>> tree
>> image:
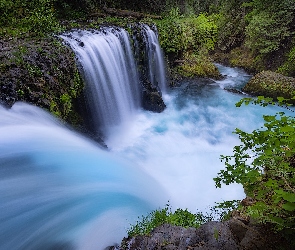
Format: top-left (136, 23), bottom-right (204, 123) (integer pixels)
top-left (245, 0), bottom-right (295, 55)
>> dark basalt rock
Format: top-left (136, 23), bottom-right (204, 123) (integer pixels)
top-left (141, 77), bottom-right (166, 113)
top-left (0, 37), bottom-right (84, 125)
top-left (142, 89), bottom-right (166, 113)
top-left (224, 88), bottom-right (245, 95)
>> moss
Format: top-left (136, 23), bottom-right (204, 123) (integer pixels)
top-left (0, 36), bottom-right (84, 126)
top-left (229, 47), bottom-right (256, 72)
top-left (242, 71), bottom-right (295, 103)
top-left (175, 51), bottom-right (221, 79)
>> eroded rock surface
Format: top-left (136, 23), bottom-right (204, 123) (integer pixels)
top-left (115, 217), bottom-right (289, 250)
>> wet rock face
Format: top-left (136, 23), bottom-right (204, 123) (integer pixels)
top-left (242, 71), bottom-right (295, 103)
top-left (141, 77), bottom-right (166, 113)
top-left (121, 222), bottom-right (239, 250)
top-left (142, 89), bottom-right (166, 113)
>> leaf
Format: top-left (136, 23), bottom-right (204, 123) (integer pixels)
top-left (277, 97), bottom-right (285, 102)
top-left (275, 189), bottom-right (284, 195)
top-left (282, 192), bottom-right (295, 203)
top-left (270, 216), bottom-right (284, 225)
top-left (263, 115), bottom-right (276, 122)
top-left (282, 202), bottom-right (295, 211)
top-left (281, 126), bottom-right (294, 132)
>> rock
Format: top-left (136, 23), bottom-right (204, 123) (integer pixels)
top-left (224, 88), bottom-right (244, 95)
top-left (141, 77), bottom-right (166, 113)
top-left (121, 222), bottom-right (240, 249)
top-left (117, 218), bottom-right (293, 250)
top-left (142, 89), bottom-right (166, 113)
top-left (0, 37), bottom-right (84, 125)
top-left (242, 71), bottom-right (295, 103)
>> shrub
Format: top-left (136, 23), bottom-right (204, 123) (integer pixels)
top-left (277, 46), bottom-right (295, 77)
top-left (127, 205), bottom-right (213, 237)
top-left (245, 0), bottom-right (295, 56)
top-left (155, 8), bottom-right (217, 56)
top-left (0, 0), bottom-right (62, 37)
top-left (215, 97), bottom-right (295, 234)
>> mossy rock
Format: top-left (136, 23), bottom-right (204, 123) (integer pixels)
top-left (0, 37), bottom-right (84, 125)
top-left (175, 52), bottom-right (222, 80)
top-left (242, 71), bottom-right (295, 103)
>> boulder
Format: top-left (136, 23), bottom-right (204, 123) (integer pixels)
top-left (117, 218), bottom-right (290, 250)
top-left (242, 71), bottom-right (295, 103)
top-left (142, 89), bottom-right (166, 113)
top-left (141, 77), bottom-right (166, 113)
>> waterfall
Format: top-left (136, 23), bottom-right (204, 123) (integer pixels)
top-left (0, 102), bottom-right (166, 249)
top-left (61, 25), bottom-right (167, 136)
top-left (140, 24), bottom-right (167, 93)
top-left (60, 28), bottom-right (141, 134)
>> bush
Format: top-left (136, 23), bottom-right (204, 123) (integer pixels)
top-left (155, 8), bottom-right (217, 56)
top-left (245, 0), bottom-right (295, 56)
top-left (215, 97), bottom-right (295, 233)
top-left (0, 0), bottom-right (61, 37)
top-left (127, 205), bottom-right (213, 237)
top-left (176, 51), bottom-right (221, 79)
top-left (277, 46), bottom-right (295, 77)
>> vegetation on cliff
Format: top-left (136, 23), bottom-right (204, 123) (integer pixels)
top-left (0, 38), bottom-right (84, 124)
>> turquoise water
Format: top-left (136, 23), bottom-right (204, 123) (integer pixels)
top-left (0, 65), bottom-right (292, 249)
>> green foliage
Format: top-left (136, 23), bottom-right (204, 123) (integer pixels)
top-left (214, 200), bottom-right (241, 221)
top-left (215, 96), bottom-right (295, 232)
top-left (277, 46), bottom-right (295, 77)
top-left (245, 12), bottom-right (290, 55)
top-left (155, 8), bottom-right (217, 56)
top-left (127, 204), bottom-right (212, 237)
top-left (213, 0), bottom-right (247, 51)
top-left (127, 202), bottom-right (236, 237)
top-left (176, 51), bottom-right (221, 78)
top-left (245, 0), bottom-right (295, 55)
top-left (0, 0), bottom-right (62, 37)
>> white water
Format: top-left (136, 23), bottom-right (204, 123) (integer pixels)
top-left (141, 25), bottom-right (167, 92)
top-left (60, 28), bottom-right (141, 134)
top-left (105, 64), bottom-right (293, 213)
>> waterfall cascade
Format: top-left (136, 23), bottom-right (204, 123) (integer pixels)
top-left (140, 24), bottom-right (167, 93)
top-left (61, 25), bottom-right (167, 137)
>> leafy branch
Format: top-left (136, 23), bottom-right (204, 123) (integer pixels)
top-left (215, 96), bottom-right (295, 232)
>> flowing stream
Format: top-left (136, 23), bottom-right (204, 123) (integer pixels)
top-left (1, 27), bottom-right (294, 249)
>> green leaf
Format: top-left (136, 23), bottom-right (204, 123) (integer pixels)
top-left (281, 126), bottom-right (294, 132)
top-left (277, 97), bottom-right (285, 102)
top-left (270, 216), bottom-right (284, 225)
top-left (263, 115), bottom-right (276, 122)
top-left (282, 192), bottom-right (295, 202)
top-left (282, 202), bottom-right (295, 211)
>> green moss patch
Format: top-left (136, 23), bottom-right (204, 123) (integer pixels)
top-left (0, 37), bottom-right (84, 125)
top-left (242, 71), bottom-right (295, 102)
top-left (175, 52), bottom-right (221, 79)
